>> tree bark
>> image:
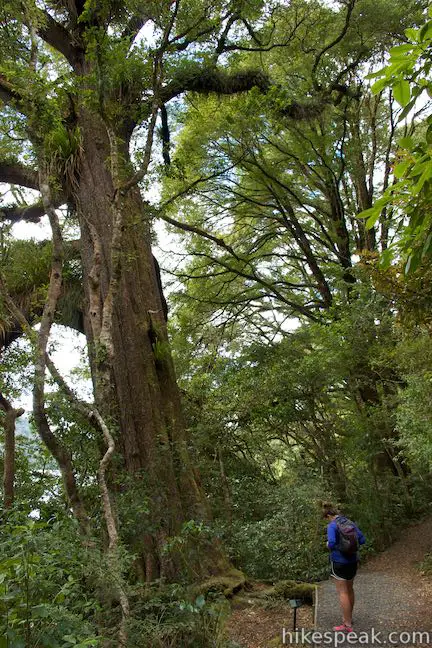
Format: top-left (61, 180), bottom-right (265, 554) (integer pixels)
top-left (0, 392), bottom-right (24, 509)
top-left (74, 108), bottom-right (224, 579)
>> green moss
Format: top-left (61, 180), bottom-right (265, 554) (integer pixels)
top-left (267, 580), bottom-right (315, 605)
top-left (152, 339), bottom-right (171, 362)
top-left (420, 552), bottom-right (432, 576)
top-left (194, 568), bottom-right (245, 598)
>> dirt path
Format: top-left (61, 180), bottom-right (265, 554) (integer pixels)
top-left (315, 516), bottom-right (432, 645)
top-left (227, 598), bottom-right (314, 648)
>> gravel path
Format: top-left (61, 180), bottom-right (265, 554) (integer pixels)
top-left (315, 517), bottom-right (432, 646)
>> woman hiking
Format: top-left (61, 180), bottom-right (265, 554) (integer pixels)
top-left (323, 502), bottom-right (366, 633)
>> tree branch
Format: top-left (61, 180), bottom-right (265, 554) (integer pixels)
top-left (0, 74), bottom-right (27, 113)
top-left (0, 192), bottom-right (66, 224)
top-left (32, 170), bottom-right (90, 533)
top-left (311, 0), bottom-right (356, 88)
top-left (0, 269), bottom-right (89, 532)
top-left (121, 9), bottom-right (151, 43)
top-left (158, 211), bottom-right (322, 320)
top-left (34, 8), bottom-right (82, 68)
top-left (0, 202), bottom-right (44, 223)
top-left (45, 354), bottom-right (130, 644)
top-left (160, 67), bottom-right (269, 104)
top-left (0, 160), bottom-right (39, 189)
top-left (215, 13), bottom-right (240, 56)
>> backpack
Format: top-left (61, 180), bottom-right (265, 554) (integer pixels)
top-left (335, 516), bottom-right (359, 556)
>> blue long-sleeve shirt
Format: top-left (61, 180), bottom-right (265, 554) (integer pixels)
top-left (327, 516), bottom-right (366, 564)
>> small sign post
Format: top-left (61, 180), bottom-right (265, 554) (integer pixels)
top-left (289, 598), bottom-right (303, 632)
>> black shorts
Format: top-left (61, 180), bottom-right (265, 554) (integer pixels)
top-left (330, 560), bottom-right (358, 581)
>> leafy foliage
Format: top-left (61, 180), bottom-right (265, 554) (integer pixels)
top-left (0, 517), bottom-right (101, 647)
top-left (363, 7), bottom-right (432, 272)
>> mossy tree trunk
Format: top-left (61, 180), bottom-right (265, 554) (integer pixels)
top-left (0, 0), bottom-right (266, 582)
top-left (72, 102), bottom-right (228, 578)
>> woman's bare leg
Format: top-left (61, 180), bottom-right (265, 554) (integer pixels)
top-left (347, 579), bottom-right (355, 613)
top-left (335, 579), bottom-right (353, 626)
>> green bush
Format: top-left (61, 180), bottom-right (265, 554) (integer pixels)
top-left (126, 586), bottom-right (230, 648)
top-left (0, 516), bottom-right (102, 648)
top-left (218, 479), bottom-right (330, 582)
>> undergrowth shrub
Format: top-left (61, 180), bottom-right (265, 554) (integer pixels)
top-left (218, 479), bottom-right (330, 582)
top-left (125, 586), bottom-right (230, 648)
top-left (0, 516), bottom-right (101, 648)
top-left (0, 515), bottom-right (233, 648)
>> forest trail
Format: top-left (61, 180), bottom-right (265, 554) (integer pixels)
top-left (315, 515), bottom-right (432, 645)
top-left (227, 516), bottom-right (432, 647)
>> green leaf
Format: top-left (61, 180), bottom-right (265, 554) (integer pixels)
top-left (422, 231), bottom-right (432, 257)
top-left (398, 136), bottom-right (414, 149)
top-left (397, 97), bottom-right (417, 121)
top-left (409, 154), bottom-right (430, 173)
top-left (387, 60), bottom-right (414, 75)
top-left (408, 210), bottom-right (425, 231)
top-left (379, 247), bottom-right (394, 270)
top-left (32, 604), bottom-right (50, 618)
top-left (364, 208), bottom-right (380, 229)
top-left (419, 21), bottom-right (432, 42)
top-left (394, 160), bottom-right (411, 178)
top-left (405, 254), bottom-right (413, 274)
top-left (365, 69), bottom-right (385, 80)
top-left (412, 164), bottom-right (432, 194)
top-left (6, 630), bottom-right (24, 648)
top-left (371, 77), bottom-right (389, 94)
top-left (389, 44), bottom-right (414, 56)
top-left (393, 79), bottom-right (411, 107)
top-left (405, 27), bottom-right (419, 40)
top-left (405, 250), bottom-right (421, 274)
top-left (361, 196), bottom-right (390, 228)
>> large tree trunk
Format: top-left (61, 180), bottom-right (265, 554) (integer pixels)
top-left (73, 108), bottom-right (221, 580)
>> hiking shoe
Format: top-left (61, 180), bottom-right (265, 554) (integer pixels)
top-left (332, 623), bottom-right (353, 632)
